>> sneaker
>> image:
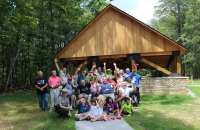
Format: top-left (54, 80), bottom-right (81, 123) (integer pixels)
top-left (74, 117), bottom-right (80, 121)
top-left (70, 106), bottom-right (73, 110)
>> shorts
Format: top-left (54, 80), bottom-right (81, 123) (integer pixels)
top-left (122, 111), bottom-right (131, 115)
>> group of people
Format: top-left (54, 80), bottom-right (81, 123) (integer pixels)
top-left (34, 60), bottom-right (149, 121)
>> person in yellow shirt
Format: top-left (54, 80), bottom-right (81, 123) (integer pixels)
top-left (119, 97), bottom-right (132, 117)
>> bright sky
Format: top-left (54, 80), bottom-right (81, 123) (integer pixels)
top-left (110, 0), bottom-right (159, 23)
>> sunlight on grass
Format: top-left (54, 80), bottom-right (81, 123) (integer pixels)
top-left (1, 90), bottom-right (200, 130)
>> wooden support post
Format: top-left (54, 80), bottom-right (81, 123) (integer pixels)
top-left (176, 56), bottom-right (181, 73)
top-left (131, 60), bottom-right (135, 70)
top-left (70, 61), bottom-right (88, 75)
top-left (141, 58), bottom-right (171, 75)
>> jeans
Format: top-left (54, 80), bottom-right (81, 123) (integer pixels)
top-left (38, 93), bottom-right (48, 110)
top-left (50, 88), bottom-right (59, 110)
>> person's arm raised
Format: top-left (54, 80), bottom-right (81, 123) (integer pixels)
top-left (103, 62), bottom-right (107, 74)
top-left (75, 68), bottom-right (81, 75)
top-left (54, 59), bottom-right (60, 71)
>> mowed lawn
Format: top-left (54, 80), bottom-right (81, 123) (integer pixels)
top-left (0, 80), bottom-right (200, 130)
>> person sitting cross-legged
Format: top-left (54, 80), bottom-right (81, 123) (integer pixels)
top-left (119, 97), bottom-right (133, 117)
top-left (74, 97), bottom-right (90, 121)
top-left (65, 78), bottom-right (77, 110)
top-left (56, 88), bottom-right (72, 118)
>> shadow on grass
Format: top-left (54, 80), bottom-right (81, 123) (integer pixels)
top-left (0, 90), bottom-right (76, 130)
top-left (141, 94), bottom-right (193, 105)
top-left (125, 109), bottom-right (196, 130)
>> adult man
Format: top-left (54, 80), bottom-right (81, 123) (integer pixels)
top-left (34, 71), bottom-right (48, 111)
top-left (99, 77), bottom-right (115, 100)
top-left (65, 78), bottom-right (77, 110)
top-left (78, 80), bottom-right (91, 100)
top-left (132, 69), bottom-right (149, 103)
top-left (75, 68), bottom-right (87, 86)
top-left (54, 59), bottom-right (67, 77)
top-left (97, 67), bottom-right (104, 83)
top-left (123, 68), bottom-right (133, 79)
top-left (48, 70), bottom-right (60, 112)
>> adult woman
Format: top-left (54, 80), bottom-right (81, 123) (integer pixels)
top-left (56, 88), bottom-right (72, 118)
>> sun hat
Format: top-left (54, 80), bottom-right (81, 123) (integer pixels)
top-left (106, 69), bottom-right (112, 72)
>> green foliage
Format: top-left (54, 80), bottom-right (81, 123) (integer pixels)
top-left (0, 0), bottom-right (108, 91)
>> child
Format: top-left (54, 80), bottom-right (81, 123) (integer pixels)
top-left (105, 97), bottom-right (121, 119)
top-left (98, 98), bottom-right (110, 121)
top-left (88, 94), bottom-right (103, 122)
top-left (74, 97), bottom-right (90, 121)
top-left (89, 73), bottom-right (99, 100)
top-left (119, 97), bottom-right (133, 117)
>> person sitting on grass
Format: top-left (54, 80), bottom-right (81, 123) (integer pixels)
top-left (56, 88), bottom-right (72, 118)
top-left (105, 97), bottom-right (121, 119)
top-left (88, 94), bottom-right (103, 122)
top-left (74, 97), bottom-right (90, 121)
top-left (119, 97), bottom-right (133, 117)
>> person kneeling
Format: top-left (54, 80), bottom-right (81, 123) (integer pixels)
top-left (56, 88), bottom-right (72, 118)
top-left (74, 97), bottom-right (90, 121)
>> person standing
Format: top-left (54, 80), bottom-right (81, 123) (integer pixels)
top-left (48, 70), bottom-right (60, 112)
top-left (55, 59), bottom-right (67, 86)
top-left (132, 69), bottom-right (149, 103)
top-left (97, 67), bottom-right (104, 83)
top-left (34, 71), bottom-right (48, 111)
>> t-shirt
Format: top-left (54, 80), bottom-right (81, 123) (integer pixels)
top-left (89, 106), bottom-right (100, 116)
top-left (65, 83), bottom-right (77, 96)
top-left (58, 69), bottom-right (66, 77)
top-left (78, 76), bottom-right (87, 85)
top-left (48, 76), bottom-right (60, 88)
top-left (107, 80), bottom-right (117, 86)
top-left (97, 72), bottom-right (104, 82)
top-left (123, 103), bottom-right (132, 114)
top-left (119, 87), bottom-right (132, 97)
top-left (90, 83), bottom-right (97, 92)
top-left (105, 102), bottom-right (115, 113)
top-left (126, 81), bottom-right (134, 89)
top-left (79, 83), bottom-right (91, 94)
top-left (105, 74), bottom-right (113, 79)
top-left (123, 73), bottom-right (133, 79)
top-left (57, 96), bottom-right (69, 107)
top-left (99, 83), bottom-right (114, 94)
top-left (77, 102), bottom-right (89, 114)
top-left (98, 106), bottom-right (104, 114)
top-left (34, 77), bottom-right (48, 95)
top-left (132, 74), bottom-right (141, 88)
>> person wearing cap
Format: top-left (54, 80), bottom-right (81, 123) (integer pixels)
top-left (56, 88), bottom-right (72, 118)
top-left (65, 77), bottom-right (77, 110)
top-left (132, 69), bottom-right (149, 103)
top-left (103, 62), bottom-right (114, 79)
top-left (34, 71), bottom-right (48, 111)
top-left (48, 70), bottom-right (60, 112)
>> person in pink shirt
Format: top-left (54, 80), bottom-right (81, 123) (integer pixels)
top-left (48, 70), bottom-right (60, 112)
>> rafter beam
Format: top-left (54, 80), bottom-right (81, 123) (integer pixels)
top-left (141, 58), bottom-right (171, 75)
top-left (69, 61), bottom-right (88, 75)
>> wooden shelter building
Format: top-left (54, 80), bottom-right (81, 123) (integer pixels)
top-left (55, 4), bottom-right (186, 76)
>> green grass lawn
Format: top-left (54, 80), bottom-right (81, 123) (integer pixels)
top-left (0, 83), bottom-right (200, 130)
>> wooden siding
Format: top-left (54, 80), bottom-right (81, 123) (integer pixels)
top-left (57, 7), bottom-right (184, 59)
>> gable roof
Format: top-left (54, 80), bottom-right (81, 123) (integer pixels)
top-left (55, 4), bottom-right (186, 59)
